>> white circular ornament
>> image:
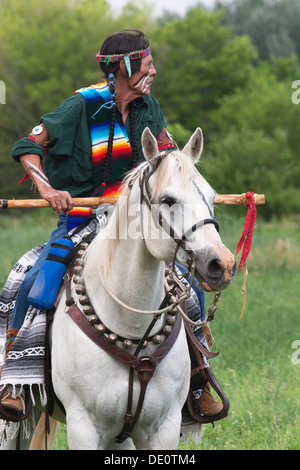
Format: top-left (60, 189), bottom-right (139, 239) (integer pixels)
top-left (32, 125), bottom-right (43, 135)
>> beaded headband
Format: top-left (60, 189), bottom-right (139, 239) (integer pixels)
top-left (95, 47), bottom-right (151, 65)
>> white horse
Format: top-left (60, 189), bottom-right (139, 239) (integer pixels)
top-left (1, 127), bottom-right (235, 450)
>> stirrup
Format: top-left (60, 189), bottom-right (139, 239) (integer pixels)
top-left (0, 385), bottom-right (32, 422)
top-left (184, 317), bottom-right (230, 424)
top-left (1, 392), bottom-right (24, 414)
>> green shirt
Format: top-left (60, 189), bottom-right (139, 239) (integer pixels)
top-left (11, 92), bottom-right (167, 197)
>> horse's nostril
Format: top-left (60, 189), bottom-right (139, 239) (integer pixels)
top-left (207, 258), bottom-right (224, 279)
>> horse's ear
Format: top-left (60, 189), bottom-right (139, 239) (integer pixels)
top-left (142, 127), bottom-right (159, 162)
top-left (182, 128), bottom-right (203, 163)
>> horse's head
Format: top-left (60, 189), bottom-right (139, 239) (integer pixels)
top-left (139, 127), bottom-right (236, 292)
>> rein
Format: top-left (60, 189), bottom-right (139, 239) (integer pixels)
top-left (99, 266), bottom-right (189, 316)
top-left (97, 153), bottom-right (221, 325)
top-left (64, 262), bottom-right (184, 444)
top-left (64, 261), bottom-right (218, 443)
top-left (95, 153), bottom-right (220, 326)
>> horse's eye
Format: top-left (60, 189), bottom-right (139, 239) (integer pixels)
top-left (159, 195), bottom-right (177, 207)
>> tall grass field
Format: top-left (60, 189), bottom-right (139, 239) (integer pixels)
top-left (0, 208), bottom-right (299, 450)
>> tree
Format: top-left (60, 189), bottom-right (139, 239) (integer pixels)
top-left (151, 7), bottom-right (257, 138)
top-left (219, 0), bottom-right (300, 63)
top-left (0, 0), bottom-right (154, 198)
top-left (201, 60), bottom-right (300, 219)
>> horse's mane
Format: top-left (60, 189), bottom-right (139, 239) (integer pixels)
top-left (84, 150), bottom-right (209, 286)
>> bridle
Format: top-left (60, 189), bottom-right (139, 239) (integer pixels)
top-left (98, 152), bottom-right (220, 323)
top-left (138, 152), bottom-right (220, 271)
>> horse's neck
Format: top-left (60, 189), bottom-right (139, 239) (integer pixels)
top-left (84, 235), bottom-right (165, 338)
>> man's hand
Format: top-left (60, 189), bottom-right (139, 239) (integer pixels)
top-left (39, 186), bottom-right (74, 214)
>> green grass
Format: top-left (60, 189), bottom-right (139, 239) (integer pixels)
top-left (1, 208), bottom-right (299, 450)
top-left (180, 210), bottom-right (300, 450)
top-left (0, 209), bottom-right (57, 287)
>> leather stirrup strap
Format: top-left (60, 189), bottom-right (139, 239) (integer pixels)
top-left (180, 297), bottom-right (219, 359)
top-left (183, 318), bottom-right (230, 424)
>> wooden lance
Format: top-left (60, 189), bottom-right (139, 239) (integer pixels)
top-left (0, 194), bottom-right (265, 210)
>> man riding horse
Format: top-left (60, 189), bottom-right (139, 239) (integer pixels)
top-left (0, 30), bottom-right (222, 420)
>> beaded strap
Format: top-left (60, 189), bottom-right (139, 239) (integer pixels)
top-left (95, 47), bottom-right (151, 63)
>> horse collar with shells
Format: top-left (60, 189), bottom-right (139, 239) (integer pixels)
top-left (68, 236), bottom-right (178, 351)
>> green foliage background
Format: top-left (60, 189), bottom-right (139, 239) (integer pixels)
top-left (0, 0), bottom-right (299, 219)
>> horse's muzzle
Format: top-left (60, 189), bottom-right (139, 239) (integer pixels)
top-left (194, 247), bottom-right (236, 292)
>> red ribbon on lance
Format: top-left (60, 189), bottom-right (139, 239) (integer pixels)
top-left (236, 192), bottom-right (257, 270)
top-left (235, 192), bottom-right (257, 321)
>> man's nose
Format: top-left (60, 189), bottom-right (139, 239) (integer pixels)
top-left (151, 64), bottom-right (157, 76)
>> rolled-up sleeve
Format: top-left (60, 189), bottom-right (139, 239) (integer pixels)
top-left (11, 94), bottom-right (87, 162)
top-left (11, 137), bottom-right (45, 162)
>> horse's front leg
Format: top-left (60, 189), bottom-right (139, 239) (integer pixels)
top-left (65, 403), bottom-right (135, 450)
top-left (133, 404), bottom-right (183, 450)
top-left (64, 402), bottom-right (104, 450)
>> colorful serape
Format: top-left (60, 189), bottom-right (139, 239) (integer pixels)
top-left (68, 82), bottom-right (134, 230)
top-left (74, 82), bottom-right (134, 193)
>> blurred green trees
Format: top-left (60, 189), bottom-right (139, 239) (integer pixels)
top-left (0, 0), bottom-right (299, 219)
top-left (152, 8), bottom-right (257, 134)
top-left (219, 0), bottom-right (300, 61)
top-left (201, 58), bottom-right (300, 219)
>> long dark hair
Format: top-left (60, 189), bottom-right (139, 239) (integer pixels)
top-left (95, 31), bottom-right (149, 195)
top-left (99, 30), bottom-right (150, 77)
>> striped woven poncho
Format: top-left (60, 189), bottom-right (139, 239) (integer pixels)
top-left (67, 82), bottom-right (134, 229)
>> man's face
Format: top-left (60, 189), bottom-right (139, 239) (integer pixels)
top-left (128, 54), bottom-right (157, 96)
